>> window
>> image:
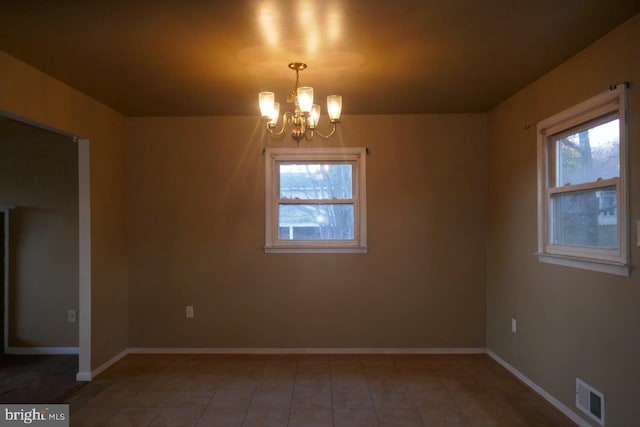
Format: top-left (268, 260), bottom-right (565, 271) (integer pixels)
top-left (536, 85), bottom-right (628, 275)
top-left (265, 147), bottom-right (367, 253)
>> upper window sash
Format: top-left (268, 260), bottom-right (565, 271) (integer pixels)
top-left (548, 112), bottom-right (620, 188)
top-left (276, 161), bottom-right (356, 203)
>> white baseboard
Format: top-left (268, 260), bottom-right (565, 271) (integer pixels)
top-left (76, 348), bottom-right (129, 382)
top-left (487, 349), bottom-right (590, 427)
top-left (5, 347), bottom-right (79, 355)
top-left (128, 347), bottom-right (487, 355)
top-left (75, 371), bottom-right (92, 381)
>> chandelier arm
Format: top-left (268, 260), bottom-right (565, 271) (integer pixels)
top-left (312, 122), bottom-right (338, 140)
top-left (266, 112), bottom-right (293, 138)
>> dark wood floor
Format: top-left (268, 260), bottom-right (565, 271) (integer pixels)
top-left (0, 354), bottom-right (84, 403)
top-left (65, 354), bottom-right (577, 426)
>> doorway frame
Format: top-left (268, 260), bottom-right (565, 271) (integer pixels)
top-left (1, 205), bottom-right (14, 352)
top-left (0, 110), bottom-right (91, 381)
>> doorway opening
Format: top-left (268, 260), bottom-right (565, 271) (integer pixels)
top-left (0, 111), bottom-right (91, 382)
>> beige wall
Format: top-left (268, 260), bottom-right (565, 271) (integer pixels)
top-left (0, 119), bottom-right (78, 347)
top-left (0, 51), bottom-right (128, 368)
top-left (487, 14), bottom-right (640, 426)
top-left (126, 114), bottom-right (487, 348)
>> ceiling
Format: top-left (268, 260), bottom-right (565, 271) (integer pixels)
top-left (0, 0), bottom-right (638, 116)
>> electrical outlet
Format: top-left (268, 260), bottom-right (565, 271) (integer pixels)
top-left (186, 305), bottom-right (194, 318)
top-left (67, 309), bottom-right (77, 323)
top-left (511, 318), bottom-right (517, 333)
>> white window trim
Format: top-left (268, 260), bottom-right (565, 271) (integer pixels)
top-left (265, 147), bottom-right (368, 253)
top-left (536, 85), bottom-right (629, 276)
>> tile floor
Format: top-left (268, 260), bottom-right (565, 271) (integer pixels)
top-left (66, 354), bottom-right (576, 426)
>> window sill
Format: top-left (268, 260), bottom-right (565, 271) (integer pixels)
top-left (265, 246), bottom-right (368, 254)
top-left (536, 253), bottom-right (629, 276)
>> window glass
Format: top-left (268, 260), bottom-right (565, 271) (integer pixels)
top-left (556, 119), bottom-right (619, 186)
top-left (551, 187), bottom-right (617, 249)
top-left (279, 164), bottom-right (353, 199)
top-left (278, 204), bottom-right (355, 240)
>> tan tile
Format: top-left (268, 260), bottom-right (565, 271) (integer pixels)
top-left (332, 391), bottom-right (374, 409)
top-left (409, 389), bottom-right (457, 408)
top-left (126, 391), bottom-right (175, 408)
top-left (255, 379), bottom-right (294, 394)
top-left (368, 379), bottom-right (407, 393)
top-left (330, 360), bottom-right (364, 372)
top-left (220, 379), bottom-right (258, 393)
top-left (333, 407), bottom-right (379, 427)
top-left (363, 364), bottom-right (400, 380)
top-left (404, 378), bottom-right (445, 393)
top-left (144, 379), bottom-right (186, 393)
top-left (249, 391), bottom-right (292, 409)
top-left (71, 407), bottom-right (118, 427)
top-left (393, 360), bottom-right (428, 370)
top-left (362, 359), bottom-right (396, 370)
top-left (181, 380), bottom-right (219, 393)
top-left (166, 391), bottom-right (214, 408)
top-left (58, 355), bottom-right (578, 427)
top-left (150, 407), bottom-right (204, 427)
top-left (291, 391), bottom-right (332, 409)
top-left (287, 408), bottom-right (332, 427)
top-left (106, 407), bottom-right (161, 426)
top-left (153, 374), bottom-right (190, 386)
top-left (371, 391), bottom-right (415, 409)
top-left (263, 359), bottom-right (296, 369)
top-left (419, 407), bottom-right (469, 426)
top-left (462, 406), bottom-right (528, 427)
top-left (377, 408), bottom-right (425, 427)
top-left (331, 379), bottom-right (369, 393)
top-left (292, 379), bottom-right (331, 394)
top-left (196, 408), bottom-right (245, 427)
top-left (227, 361), bottom-right (265, 379)
top-left (242, 407), bottom-right (289, 427)
top-left (86, 388), bottom-right (138, 408)
top-left (209, 390), bottom-right (254, 410)
top-left (294, 371), bottom-right (331, 381)
top-left (296, 359), bottom-right (331, 375)
top-left (197, 372), bottom-right (230, 382)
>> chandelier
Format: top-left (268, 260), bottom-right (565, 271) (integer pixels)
top-left (259, 62), bottom-right (342, 142)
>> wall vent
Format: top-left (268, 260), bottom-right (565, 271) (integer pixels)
top-left (576, 378), bottom-right (605, 425)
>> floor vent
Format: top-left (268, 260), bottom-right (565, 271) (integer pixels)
top-left (576, 378), bottom-right (605, 425)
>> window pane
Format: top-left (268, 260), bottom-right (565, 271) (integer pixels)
top-left (279, 164), bottom-right (352, 199)
top-left (551, 187), bottom-right (617, 249)
top-left (556, 119), bottom-right (619, 186)
top-left (278, 204), bottom-right (354, 240)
